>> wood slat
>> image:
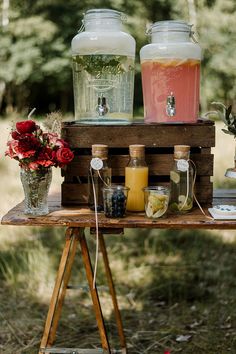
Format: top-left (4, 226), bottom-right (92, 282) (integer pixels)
top-left (62, 153), bottom-right (213, 177)
top-left (62, 122), bottom-right (215, 149)
top-left (61, 180), bottom-right (213, 205)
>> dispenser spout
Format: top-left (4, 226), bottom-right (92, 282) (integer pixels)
top-left (97, 96), bottom-right (109, 116)
top-left (166, 92), bottom-right (176, 117)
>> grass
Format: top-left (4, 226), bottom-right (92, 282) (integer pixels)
top-left (1, 119), bottom-right (236, 353)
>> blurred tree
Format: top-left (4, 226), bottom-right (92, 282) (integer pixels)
top-left (0, 0), bottom-right (235, 115)
top-left (197, 0), bottom-right (236, 110)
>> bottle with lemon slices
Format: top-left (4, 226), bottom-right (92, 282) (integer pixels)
top-left (169, 145), bottom-right (194, 213)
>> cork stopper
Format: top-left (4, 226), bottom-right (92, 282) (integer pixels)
top-left (174, 145), bottom-right (190, 160)
top-left (92, 144), bottom-right (108, 159)
top-left (129, 144), bottom-right (145, 158)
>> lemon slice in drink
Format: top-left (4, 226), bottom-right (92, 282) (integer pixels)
top-left (170, 171), bottom-right (180, 184)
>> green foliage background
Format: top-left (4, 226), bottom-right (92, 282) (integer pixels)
top-left (0, 0), bottom-right (235, 115)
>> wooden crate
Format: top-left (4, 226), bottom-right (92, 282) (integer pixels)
top-left (61, 120), bottom-right (215, 205)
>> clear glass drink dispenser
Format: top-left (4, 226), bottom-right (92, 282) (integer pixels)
top-left (71, 9), bottom-right (136, 125)
top-left (140, 21), bottom-right (201, 123)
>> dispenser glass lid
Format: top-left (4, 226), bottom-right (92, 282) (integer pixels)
top-left (150, 20), bottom-right (192, 34)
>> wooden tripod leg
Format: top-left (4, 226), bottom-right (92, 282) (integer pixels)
top-left (99, 232), bottom-right (127, 354)
top-left (47, 227), bottom-right (81, 345)
top-left (79, 230), bottom-right (111, 353)
top-left (39, 227), bottom-right (81, 353)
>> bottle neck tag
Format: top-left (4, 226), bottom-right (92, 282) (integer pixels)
top-left (177, 159), bottom-right (189, 172)
top-left (91, 157), bottom-right (103, 170)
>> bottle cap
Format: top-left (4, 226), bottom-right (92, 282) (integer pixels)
top-left (174, 145), bottom-right (190, 159)
top-left (92, 144), bottom-right (108, 159)
top-left (129, 144), bottom-right (145, 158)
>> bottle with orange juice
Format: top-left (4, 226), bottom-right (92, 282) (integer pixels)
top-left (125, 145), bottom-right (148, 211)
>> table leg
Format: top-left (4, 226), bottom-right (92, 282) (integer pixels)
top-left (79, 230), bottom-right (111, 354)
top-left (99, 231), bottom-right (127, 354)
top-left (39, 227), bottom-right (81, 353)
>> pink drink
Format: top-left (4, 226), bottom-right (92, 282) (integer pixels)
top-left (141, 59), bottom-right (200, 123)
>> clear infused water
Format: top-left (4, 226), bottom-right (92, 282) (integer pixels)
top-left (72, 54), bottom-right (135, 124)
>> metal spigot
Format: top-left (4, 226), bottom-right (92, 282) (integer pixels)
top-left (96, 96), bottom-right (108, 116)
top-left (166, 92), bottom-right (176, 117)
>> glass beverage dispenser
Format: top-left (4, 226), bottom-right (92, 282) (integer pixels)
top-left (71, 9), bottom-right (136, 125)
top-left (140, 21), bottom-right (201, 123)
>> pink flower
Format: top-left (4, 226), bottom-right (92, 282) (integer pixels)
top-left (5, 140), bottom-right (19, 158)
top-left (16, 120), bottom-right (36, 134)
top-left (55, 138), bottom-right (69, 148)
top-left (44, 132), bottom-right (58, 145)
top-left (28, 162), bottom-right (40, 170)
top-left (36, 159), bottom-right (54, 167)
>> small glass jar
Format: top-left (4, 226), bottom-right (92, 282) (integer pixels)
top-left (71, 9), bottom-right (136, 125)
top-left (143, 186), bottom-right (169, 218)
top-left (103, 185), bottom-right (129, 218)
top-left (140, 20), bottom-right (201, 123)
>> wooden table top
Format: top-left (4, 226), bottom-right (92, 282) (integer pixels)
top-left (2, 190), bottom-right (236, 230)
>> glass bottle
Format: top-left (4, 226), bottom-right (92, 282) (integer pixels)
top-left (140, 20), bottom-right (201, 123)
top-left (88, 144), bottom-right (111, 211)
top-left (169, 145), bottom-right (194, 213)
top-left (71, 9), bottom-right (136, 125)
top-left (125, 145), bottom-right (148, 212)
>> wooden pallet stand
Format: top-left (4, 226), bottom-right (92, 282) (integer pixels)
top-left (61, 120), bottom-right (215, 206)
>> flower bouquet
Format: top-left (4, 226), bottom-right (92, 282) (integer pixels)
top-left (5, 119), bottom-right (74, 215)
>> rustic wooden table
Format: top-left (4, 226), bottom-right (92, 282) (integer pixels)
top-left (2, 189), bottom-right (236, 354)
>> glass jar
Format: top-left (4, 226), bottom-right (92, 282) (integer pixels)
top-left (125, 145), bottom-right (148, 212)
top-left (140, 20), bottom-right (201, 123)
top-left (20, 167), bottom-right (52, 215)
top-left (88, 144), bottom-right (111, 211)
top-left (169, 145), bottom-right (194, 213)
top-left (143, 186), bottom-right (169, 218)
top-left (71, 9), bottom-right (136, 125)
top-left (103, 185), bottom-right (129, 218)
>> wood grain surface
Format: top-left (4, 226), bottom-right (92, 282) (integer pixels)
top-left (3, 191), bottom-right (236, 230)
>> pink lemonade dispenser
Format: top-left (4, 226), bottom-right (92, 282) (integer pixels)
top-left (140, 21), bottom-right (201, 123)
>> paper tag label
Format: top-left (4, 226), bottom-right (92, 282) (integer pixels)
top-left (90, 157), bottom-right (103, 171)
top-left (177, 159), bottom-right (189, 172)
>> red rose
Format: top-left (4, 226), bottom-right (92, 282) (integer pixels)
top-left (56, 147), bottom-right (74, 166)
top-left (18, 133), bottom-right (40, 152)
top-left (16, 120), bottom-right (36, 134)
top-left (11, 131), bottom-right (20, 140)
top-left (37, 147), bottom-right (56, 166)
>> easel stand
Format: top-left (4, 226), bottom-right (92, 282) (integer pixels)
top-left (38, 227), bottom-right (126, 354)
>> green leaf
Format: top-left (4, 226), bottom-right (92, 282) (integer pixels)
top-left (221, 129), bottom-right (234, 136)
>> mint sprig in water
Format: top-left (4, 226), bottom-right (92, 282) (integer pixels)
top-left (73, 54), bottom-right (133, 76)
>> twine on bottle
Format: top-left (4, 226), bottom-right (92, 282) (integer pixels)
top-left (190, 160), bottom-right (214, 220)
top-left (90, 167), bottom-right (100, 290)
top-left (90, 166), bottom-right (110, 289)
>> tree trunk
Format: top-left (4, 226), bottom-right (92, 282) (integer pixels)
top-left (187, 0), bottom-right (197, 26)
top-left (2, 0), bottom-right (10, 27)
